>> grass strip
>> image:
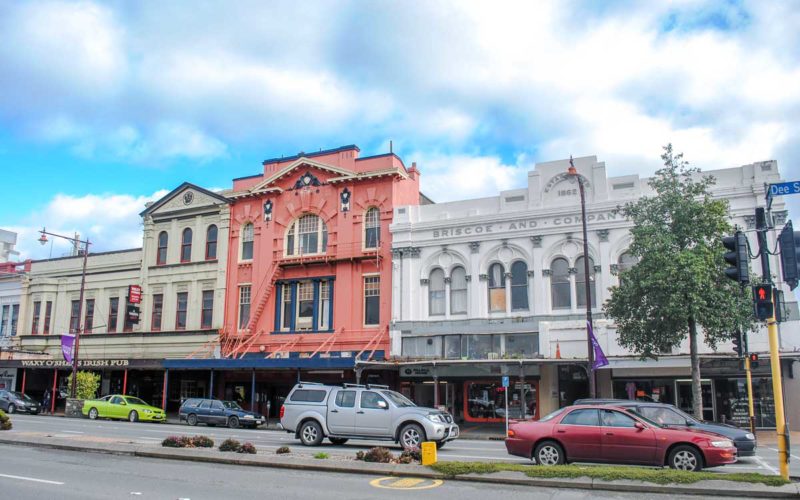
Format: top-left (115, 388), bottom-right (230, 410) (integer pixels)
top-left (429, 462), bottom-right (789, 487)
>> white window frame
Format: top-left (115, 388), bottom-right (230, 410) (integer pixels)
top-left (363, 273), bottom-right (381, 327)
top-left (363, 207), bottom-right (380, 250)
top-left (240, 222), bottom-right (255, 262)
top-left (285, 214), bottom-right (327, 257)
top-left (238, 285), bottom-right (251, 330)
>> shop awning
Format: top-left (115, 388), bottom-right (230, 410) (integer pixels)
top-left (164, 356), bottom-right (369, 370)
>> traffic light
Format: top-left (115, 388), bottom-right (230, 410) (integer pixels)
top-left (774, 289), bottom-right (785, 323)
top-left (753, 284), bottom-right (774, 321)
top-left (778, 220), bottom-right (800, 290)
top-left (732, 330), bottom-right (744, 357)
top-left (723, 231), bottom-right (749, 285)
top-left (749, 353), bottom-right (760, 369)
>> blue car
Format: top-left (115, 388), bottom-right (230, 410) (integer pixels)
top-left (574, 398), bottom-right (757, 456)
top-left (179, 398), bottom-right (264, 429)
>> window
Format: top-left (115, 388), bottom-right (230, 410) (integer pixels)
top-left (0, 306), bottom-right (7, 337)
top-left (289, 389), bottom-right (327, 402)
top-left (510, 261), bottom-right (529, 311)
top-left (176, 292), bottom-right (188, 330)
top-left (450, 266), bottom-right (467, 314)
top-left (43, 301), bottom-right (52, 334)
top-left (488, 263), bottom-right (505, 312)
top-left (601, 409), bottom-right (636, 427)
top-left (151, 294), bottom-right (163, 331)
top-left (69, 300), bottom-right (80, 333)
top-left (618, 252), bottom-right (637, 273)
top-left (205, 225), bottom-right (218, 260)
top-left (444, 335), bottom-right (462, 359)
top-left (364, 276), bottom-right (380, 326)
top-left (319, 281), bottom-right (331, 330)
top-left (281, 284), bottom-right (292, 330)
top-left (201, 290), bottom-right (214, 329)
top-left (636, 406), bottom-right (686, 426)
top-left (504, 333), bottom-right (537, 357)
top-left (401, 336), bottom-right (442, 358)
top-left (364, 207), bottom-right (380, 249)
top-left (84, 299), bottom-right (94, 332)
top-left (123, 298), bottom-right (134, 332)
top-left (360, 391), bottom-right (387, 409)
top-left (428, 268), bottom-right (445, 316)
top-left (108, 298), bottom-right (119, 333)
top-left (296, 282), bottom-right (314, 329)
top-left (241, 223), bottom-right (254, 260)
top-left (211, 400), bottom-right (224, 411)
top-left (110, 396), bottom-right (124, 405)
top-left (285, 214), bottom-right (327, 256)
top-left (180, 228), bottom-right (192, 262)
top-left (335, 390), bottom-right (356, 408)
top-left (576, 256), bottom-right (597, 308)
top-left (9, 305), bottom-right (18, 336)
top-left (157, 231), bottom-right (168, 265)
top-left (551, 258), bottom-right (571, 309)
top-left (239, 286), bottom-right (251, 330)
top-left (561, 408), bottom-right (600, 426)
top-left (31, 301), bottom-right (41, 334)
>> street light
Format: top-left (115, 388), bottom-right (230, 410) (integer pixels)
top-left (38, 227), bottom-right (90, 399)
top-left (567, 158), bottom-right (597, 398)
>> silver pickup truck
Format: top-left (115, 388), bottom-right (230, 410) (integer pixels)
top-left (280, 382), bottom-right (459, 449)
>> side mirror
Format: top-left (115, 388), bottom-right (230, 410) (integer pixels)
top-left (634, 422), bottom-right (646, 430)
top-left (685, 419), bottom-right (695, 426)
top-left (377, 400), bottom-right (388, 410)
top-left (120, 401), bottom-right (127, 406)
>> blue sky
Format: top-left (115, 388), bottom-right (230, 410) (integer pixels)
top-left (2, 0), bottom-right (800, 260)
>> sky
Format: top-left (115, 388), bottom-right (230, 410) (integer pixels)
top-left (1, 0), bottom-right (800, 260)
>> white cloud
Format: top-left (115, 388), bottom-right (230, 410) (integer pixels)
top-left (414, 152), bottom-right (524, 202)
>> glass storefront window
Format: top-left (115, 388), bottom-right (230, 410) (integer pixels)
top-left (715, 377), bottom-right (776, 428)
top-left (444, 335), bottom-right (461, 359)
top-left (612, 379), bottom-right (675, 405)
top-left (505, 334), bottom-right (537, 357)
top-left (466, 382), bottom-right (505, 419)
top-left (463, 335), bottom-right (492, 359)
top-left (401, 337), bottom-right (442, 358)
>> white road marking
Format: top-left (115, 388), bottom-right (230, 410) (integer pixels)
top-left (61, 430), bottom-right (83, 434)
top-left (441, 454), bottom-right (525, 462)
top-left (754, 455), bottom-right (779, 475)
top-left (0, 473), bottom-right (65, 485)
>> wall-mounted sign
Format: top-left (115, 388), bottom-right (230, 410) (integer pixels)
top-left (128, 285), bottom-right (142, 304)
top-left (127, 305), bottom-right (141, 324)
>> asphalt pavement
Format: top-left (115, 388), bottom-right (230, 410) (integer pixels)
top-left (0, 445), bottom-right (714, 500)
top-left (5, 413), bottom-right (799, 477)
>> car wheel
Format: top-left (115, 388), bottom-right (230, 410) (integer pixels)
top-left (6, 404), bottom-right (15, 414)
top-left (669, 445), bottom-right (703, 472)
top-left (187, 414), bottom-right (197, 426)
top-left (88, 408), bottom-right (99, 420)
top-left (299, 420), bottom-right (324, 446)
top-left (128, 410), bottom-right (139, 423)
top-left (436, 441), bottom-right (446, 450)
top-left (400, 423), bottom-right (425, 450)
top-left (534, 441), bottom-right (565, 466)
top-left (329, 437), bottom-right (349, 445)
top-left (228, 416), bottom-right (240, 429)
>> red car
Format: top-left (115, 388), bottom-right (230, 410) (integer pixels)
top-left (506, 405), bottom-right (737, 471)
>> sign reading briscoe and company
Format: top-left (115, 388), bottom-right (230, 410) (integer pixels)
top-left (431, 211), bottom-right (620, 239)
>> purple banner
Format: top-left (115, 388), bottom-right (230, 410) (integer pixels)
top-left (588, 321), bottom-right (609, 369)
top-left (61, 334), bottom-right (75, 364)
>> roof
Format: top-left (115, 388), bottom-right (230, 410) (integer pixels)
top-left (140, 182), bottom-right (230, 217)
top-left (262, 144), bottom-right (360, 165)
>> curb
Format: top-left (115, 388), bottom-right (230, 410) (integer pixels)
top-left (0, 436), bottom-right (797, 498)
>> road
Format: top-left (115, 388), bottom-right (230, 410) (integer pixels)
top-left (4, 413), bottom-right (798, 477)
top-left (0, 445), bottom-right (710, 500)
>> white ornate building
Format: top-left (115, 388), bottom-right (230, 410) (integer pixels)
top-left (384, 155), bottom-right (800, 428)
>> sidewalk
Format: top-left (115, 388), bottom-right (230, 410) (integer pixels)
top-left (757, 431), bottom-right (800, 447)
top-left (0, 432), bottom-right (796, 498)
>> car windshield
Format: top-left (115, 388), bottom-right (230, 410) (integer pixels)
top-left (124, 397), bottom-right (148, 406)
top-left (11, 392), bottom-right (34, 401)
top-left (223, 401), bottom-right (242, 410)
top-left (539, 408), bottom-right (566, 422)
top-left (669, 406), bottom-right (700, 424)
top-left (381, 390), bottom-right (416, 408)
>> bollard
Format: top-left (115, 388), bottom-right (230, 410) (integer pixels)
top-left (421, 441), bottom-right (437, 465)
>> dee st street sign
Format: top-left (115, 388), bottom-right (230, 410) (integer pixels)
top-left (768, 182), bottom-right (800, 197)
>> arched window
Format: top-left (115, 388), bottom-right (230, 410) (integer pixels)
top-left (156, 231), bottom-right (168, 265)
top-left (429, 268), bottom-right (446, 316)
top-left (617, 251), bottom-right (637, 273)
top-left (488, 263), bottom-right (506, 312)
top-left (576, 256), bottom-right (597, 308)
top-left (180, 228), bottom-right (192, 263)
top-left (286, 214), bottom-right (327, 256)
top-left (551, 258), bottom-right (570, 309)
top-left (364, 207), bottom-right (380, 249)
top-left (450, 266), bottom-right (467, 315)
top-left (241, 223), bottom-right (254, 260)
top-left (510, 261), bottom-right (529, 311)
top-left (205, 225), bottom-right (218, 260)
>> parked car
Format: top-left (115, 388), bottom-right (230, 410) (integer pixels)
top-left (178, 398), bottom-right (264, 429)
top-left (574, 398), bottom-right (757, 456)
top-left (506, 404), bottom-right (737, 471)
top-left (82, 395), bottom-right (166, 422)
top-left (280, 382), bottom-right (459, 450)
top-left (0, 390), bottom-right (41, 414)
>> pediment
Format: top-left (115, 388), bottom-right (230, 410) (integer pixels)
top-left (249, 158), bottom-right (356, 194)
top-left (142, 182), bottom-right (229, 217)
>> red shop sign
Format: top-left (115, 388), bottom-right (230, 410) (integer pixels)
top-left (128, 285), bottom-right (142, 304)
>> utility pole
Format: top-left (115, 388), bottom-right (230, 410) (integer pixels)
top-left (755, 207), bottom-right (789, 480)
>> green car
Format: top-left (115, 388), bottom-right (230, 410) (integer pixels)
top-left (82, 395), bottom-right (166, 423)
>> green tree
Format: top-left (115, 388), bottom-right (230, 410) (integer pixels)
top-left (604, 144), bottom-right (753, 419)
top-left (67, 371), bottom-right (101, 400)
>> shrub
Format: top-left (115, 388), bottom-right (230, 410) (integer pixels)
top-left (219, 438), bottom-right (241, 452)
top-left (191, 436), bottom-right (214, 448)
top-left (238, 442), bottom-right (257, 454)
top-left (398, 447), bottom-right (421, 464)
top-left (362, 447), bottom-right (394, 463)
top-left (313, 452), bottom-right (329, 459)
top-left (66, 371), bottom-right (101, 400)
top-left (355, 450), bottom-right (365, 461)
top-left (0, 409), bottom-right (11, 431)
top-left (162, 436), bottom-right (187, 448)
top-left (276, 446), bottom-right (291, 455)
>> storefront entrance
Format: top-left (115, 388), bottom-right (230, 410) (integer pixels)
top-left (675, 379), bottom-right (714, 421)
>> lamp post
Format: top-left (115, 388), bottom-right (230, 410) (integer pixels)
top-left (567, 158), bottom-right (596, 398)
top-left (38, 228), bottom-right (90, 399)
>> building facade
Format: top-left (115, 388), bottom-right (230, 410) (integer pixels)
top-left (386, 155), bottom-right (800, 428)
